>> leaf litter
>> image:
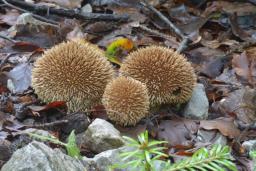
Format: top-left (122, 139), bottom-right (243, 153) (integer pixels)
top-left (1, 0), bottom-right (256, 169)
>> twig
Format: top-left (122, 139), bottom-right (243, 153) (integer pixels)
top-left (0, 34), bottom-right (16, 43)
top-left (2, 0), bottom-right (59, 26)
top-left (0, 53), bottom-right (16, 69)
top-left (25, 120), bottom-right (68, 129)
top-left (140, 1), bottom-right (188, 52)
top-left (177, 38), bottom-right (189, 52)
top-left (2, 0), bottom-right (129, 22)
top-left (135, 24), bottom-right (179, 46)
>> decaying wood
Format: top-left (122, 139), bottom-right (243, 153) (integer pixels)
top-left (1, 0), bottom-right (129, 22)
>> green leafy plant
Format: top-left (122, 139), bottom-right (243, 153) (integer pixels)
top-left (111, 130), bottom-right (168, 171)
top-left (250, 150), bottom-right (256, 158)
top-left (113, 131), bottom-right (238, 171)
top-left (28, 130), bottom-right (81, 159)
top-left (166, 145), bottom-right (238, 171)
top-left (250, 150), bottom-right (256, 171)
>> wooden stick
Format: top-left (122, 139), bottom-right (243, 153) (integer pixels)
top-left (2, 0), bottom-right (59, 26)
top-left (2, 0), bottom-right (129, 22)
top-left (25, 120), bottom-right (69, 129)
top-left (140, 1), bottom-right (188, 52)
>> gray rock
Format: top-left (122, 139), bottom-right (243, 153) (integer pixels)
top-left (2, 141), bottom-right (84, 171)
top-left (10, 128), bottom-right (53, 152)
top-left (83, 119), bottom-right (124, 153)
top-left (196, 129), bottom-right (227, 146)
top-left (75, 132), bottom-right (85, 148)
top-left (62, 112), bottom-right (90, 134)
top-left (183, 83), bottom-right (209, 119)
top-left (81, 4), bottom-right (92, 13)
top-left (82, 146), bottom-right (166, 171)
top-left (0, 140), bottom-right (11, 161)
top-left (242, 140), bottom-right (256, 152)
top-left (82, 147), bottom-right (126, 171)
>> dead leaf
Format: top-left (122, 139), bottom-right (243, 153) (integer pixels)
top-left (216, 68), bottom-right (241, 85)
top-left (66, 26), bottom-right (86, 41)
top-left (201, 56), bottom-right (227, 78)
top-left (90, 105), bottom-right (108, 120)
top-left (0, 131), bottom-right (9, 140)
top-left (0, 111), bottom-right (24, 134)
top-left (28, 101), bottom-right (67, 112)
top-left (200, 39), bottom-right (239, 49)
top-left (117, 123), bottom-right (147, 139)
top-left (232, 51), bottom-right (256, 86)
top-left (229, 13), bottom-right (254, 42)
top-left (0, 9), bottom-right (20, 26)
top-left (200, 117), bottom-right (240, 138)
top-left (232, 52), bottom-right (249, 79)
top-left (97, 23), bottom-right (133, 48)
top-left (7, 13), bottom-right (62, 48)
top-left (12, 42), bottom-right (41, 52)
top-left (205, 1), bottom-right (256, 16)
top-left (109, 6), bottom-right (147, 23)
top-left (218, 87), bottom-right (256, 123)
top-left (7, 63), bottom-right (32, 93)
top-left (187, 47), bottom-right (225, 65)
top-left (156, 119), bottom-right (198, 146)
top-left (85, 21), bottom-right (116, 34)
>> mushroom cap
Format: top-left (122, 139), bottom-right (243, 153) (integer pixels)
top-left (120, 46), bottom-right (196, 106)
top-left (102, 76), bottom-right (149, 126)
top-left (32, 41), bottom-right (114, 112)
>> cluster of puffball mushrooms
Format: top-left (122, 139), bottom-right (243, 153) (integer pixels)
top-left (31, 40), bottom-right (196, 126)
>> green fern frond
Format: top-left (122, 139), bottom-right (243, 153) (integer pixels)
top-left (166, 145), bottom-right (238, 171)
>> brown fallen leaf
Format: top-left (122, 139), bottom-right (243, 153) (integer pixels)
top-left (12, 42), bottom-right (41, 52)
top-left (0, 112), bottom-right (24, 135)
top-left (204, 1), bottom-right (256, 16)
top-left (7, 63), bottom-right (32, 93)
top-left (218, 86), bottom-right (256, 123)
top-left (229, 13), bottom-right (253, 42)
top-left (117, 123), bottom-right (147, 139)
top-left (90, 105), bottom-right (108, 120)
top-left (109, 6), bottom-right (147, 23)
top-left (0, 9), bottom-right (20, 26)
top-left (27, 101), bottom-right (67, 112)
top-left (200, 117), bottom-right (240, 139)
top-left (200, 39), bottom-right (239, 49)
top-left (232, 51), bottom-right (256, 87)
top-left (156, 119), bottom-right (198, 146)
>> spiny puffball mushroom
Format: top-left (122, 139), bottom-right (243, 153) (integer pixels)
top-left (32, 41), bottom-right (114, 112)
top-left (120, 46), bottom-right (196, 106)
top-left (102, 76), bottom-right (149, 126)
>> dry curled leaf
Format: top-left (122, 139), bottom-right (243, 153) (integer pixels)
top-left (0, 9), bottom-right (20, 26)
top-left (156, 119), bottom-right (198, 146)
top-left (232, 51), bottom-right (256, 86)
top-left (7, 63), bottom-right (32, 93)
top-left (28, 101), bottom-right (67, 112)
top-left (200, 117), bottom-right (240, 139)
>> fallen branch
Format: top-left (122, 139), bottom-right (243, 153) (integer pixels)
top-left (1, 0), bottom-right (129, 22)
top-left (2, 0), bottom-right (59, 26)
top-left (0, 33), bottom-right (16, 43)
top-left (140, 1), bottom-right (188, 52)
top-left (25, 120), bottom-right (69, 129)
